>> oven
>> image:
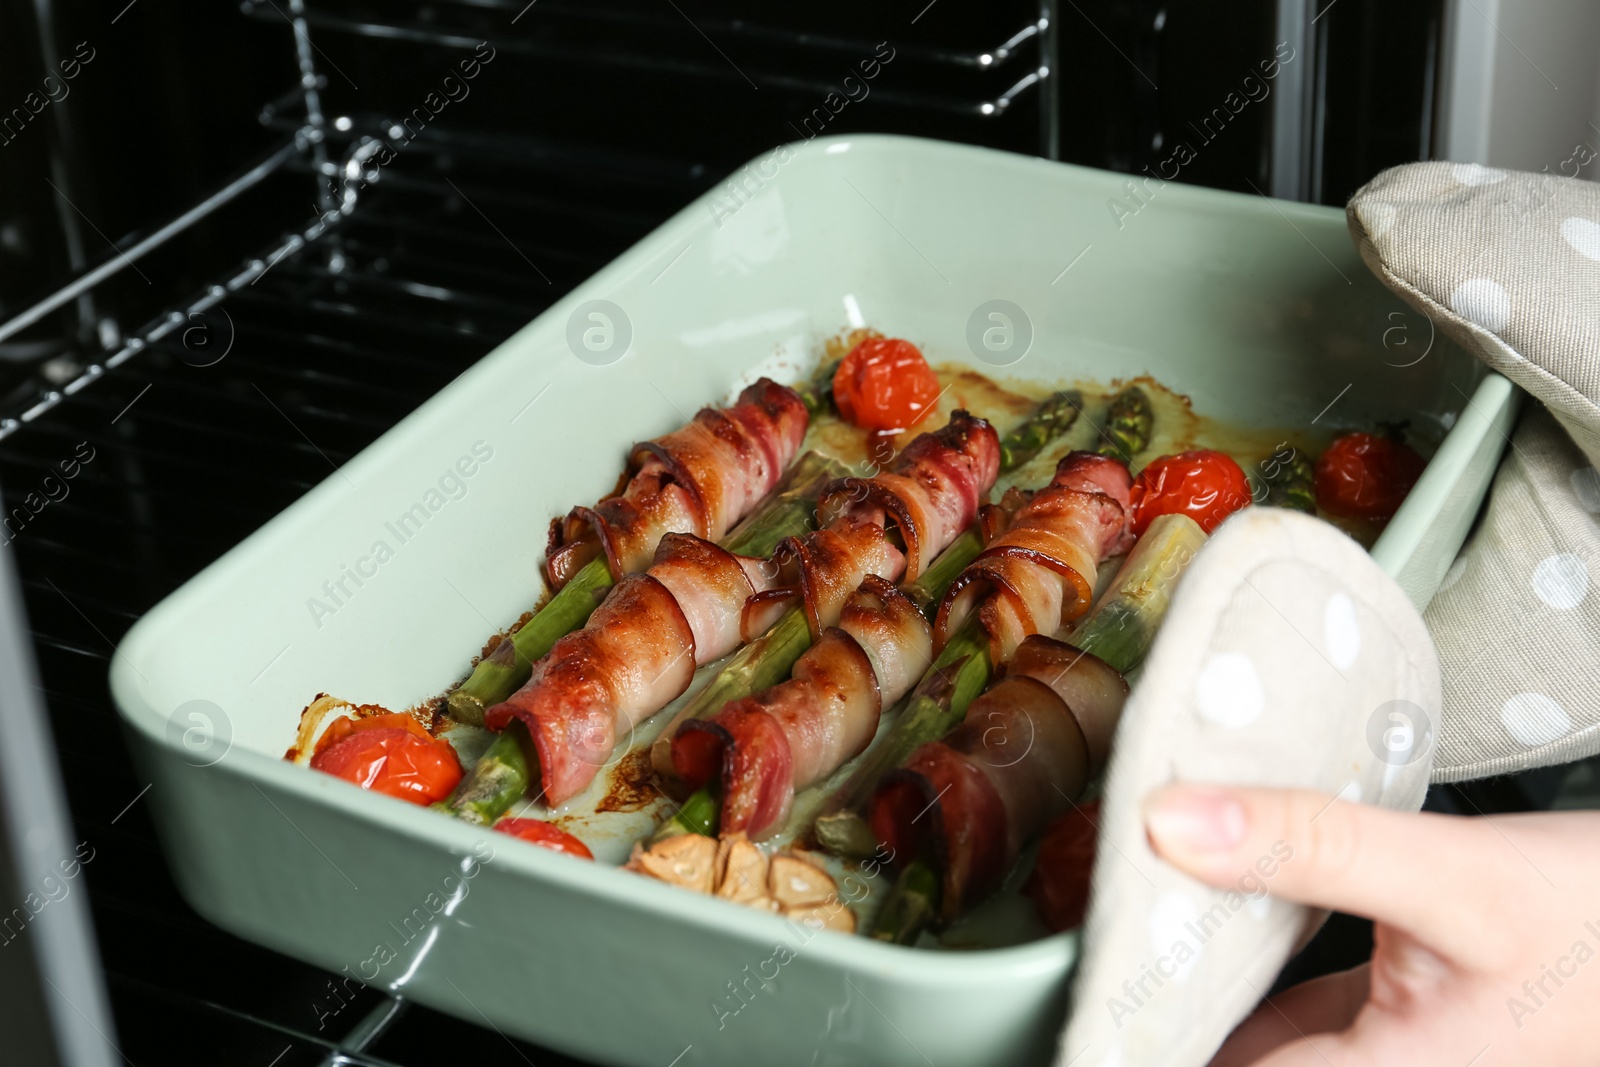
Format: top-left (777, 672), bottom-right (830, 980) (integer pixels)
top-left (0, 2), bottom-right (1587, 1063)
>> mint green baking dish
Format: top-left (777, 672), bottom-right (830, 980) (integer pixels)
top-left (110, 135), bottom-right (1514, 1067)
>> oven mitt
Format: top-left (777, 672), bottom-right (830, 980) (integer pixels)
top-left (1058, 507), bottom-right (1440, 1067)
top-left (1346, 162), bottom-right (1600, 781)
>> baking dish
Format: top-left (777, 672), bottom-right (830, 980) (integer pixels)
top-left (110, 134), bottom-right (1515, 1067)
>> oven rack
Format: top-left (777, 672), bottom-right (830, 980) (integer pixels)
top-left (0, 134), bottom-right (383, 443)
top-left (241, 0), bottom-right (1055, 118)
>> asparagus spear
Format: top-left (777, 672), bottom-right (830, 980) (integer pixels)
top-left (1263, 449), bottom-right (1316, 513)
top-left (447, 559), bottom-right (613, 725)
top-left (901, 529), bottom-right (982, 615)
top-left (999, 389), bottom-right (1084, 472)
top-left (438, 719), bottom-right (535, 826)
top-left (1066, 513), bottom-right (1207, 673)
top-left (446, 450), bottom-right (847, 726)
top-left (811, 619), bottom-right (991, 858)
top-left (793, 360), bottom-right (840, 415)
top-left (646, 781), bottom-right (721, 845)
top-left (437, 452), bottom-right (847, 822)
top-left (646, 395), bottom-right (1089, 833)
top-left (1095, 385), bottom-right (1153, 461)
top-left (869, 861), bottom-right (940, 944)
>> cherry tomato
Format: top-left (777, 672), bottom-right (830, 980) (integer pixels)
top-left (1128, 449), bottom-right (1251, 535)
top-left (1024, 800), bottom-right (1099, 933)
top-left (495, 818), bottom-right (594, 860)
top-left (310, 715), bottom-right (462, 805)
top-left (832, 337), bottom-right (942, 433)
top-left (313, 712), bottom-right (432, 754)
top-left (1314, 432), bottom-right (1426, 520)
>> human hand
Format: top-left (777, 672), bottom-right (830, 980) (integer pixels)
top-left (1142, 784), bottom-right (1600, 1067)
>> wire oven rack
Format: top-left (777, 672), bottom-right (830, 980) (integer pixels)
top-left (0, 1), bottom-right (1056, 1062)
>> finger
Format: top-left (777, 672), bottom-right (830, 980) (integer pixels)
top-left (1144, 784), bottom-right (1496, 948)
top-left (1209, 965), bottom-right (1369, 1067)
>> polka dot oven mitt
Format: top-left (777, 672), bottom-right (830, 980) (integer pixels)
top-left (1058, 508), bottom-right (1440, 1067)
top-left (1347, 162), bottom-right (1600, 781)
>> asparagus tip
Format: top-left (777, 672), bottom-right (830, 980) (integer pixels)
top-left (812, 810), bottom-right (878, 861)
top-left (446, 689), bottom-right (487, 727)
top-left (869, 861), bottom-right (940, 945)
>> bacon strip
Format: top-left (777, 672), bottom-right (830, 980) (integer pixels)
top-left (674, 577), bottom-right (932, 840)
top-left (546, 379), bottom-right (808, 589)
top-left (935, 451), bottom-right (1133, 662)
top-left (648, 534), bottom-right (774, 667)
top-left (869, 636), bottom-right (1127, 922)
top-left (485, 575), bottom-right (696, 806)
top-left (485, 532), bottom-right (775, 806)
top-left (750, 518), bottom-right (905, 642)
top-left (818, 411), bottom-right (1000, 583)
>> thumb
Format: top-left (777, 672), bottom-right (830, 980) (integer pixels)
top-left (1143, 784), bottom-right (1490, 947)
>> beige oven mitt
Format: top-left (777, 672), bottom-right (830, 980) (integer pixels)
top-left (1345, 162), bottom-right (1600, 781)
top-left (1057, 507), bottom-right (1440, 1067)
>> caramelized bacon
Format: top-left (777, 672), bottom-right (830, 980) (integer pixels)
top-left (674, 578), bottom-right (932, 840)
top-left (741, 411), bottom-right (996, 643)
top-left (485, 533), bottom-right (775, 807)
top-left (648, 533), bottom-right (773, 667)
top-left (546, 379), bottom-right (808, 589)
top-left (935, 451), bottom-right (1132, 661)
top-left (818, 410), bottom-right (1001, 583)
top-left (485, 575), bottom-right (695, 806)
top-left (1006, 633), bottom-right (1128, 775)
top-left (752, 518), bottom-right (905, 642)
top-left (869, 636), bottom-right (1127, 921)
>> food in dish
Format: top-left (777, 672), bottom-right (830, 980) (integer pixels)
top-left (544, 378), bottom-right (810, 589)
top-left (934, 450), bottom-right (1136, 665)
top-left (1127, 448), bottom-right (1251, 535)
top-left (671, 575), bottom-right (931, 841)
top-left (308, 710), bottom-right (463, 805)
top-left (1314, 430), bottom-right (1426, 520)
top-left (484, 405), bottom-right (998, 808)
top-left (870, 635), bottom-right (1129, 934)
top-left (284, 332), bottom-right (1431, 946)
top-left (1025, 800), bottom-right (1100, 934)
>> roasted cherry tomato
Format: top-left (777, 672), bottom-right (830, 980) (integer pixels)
top-left (1024, 801), bottom-right (1099, 934)
top-left (1314, 432), bottom-right (1425, 520)
top-left (1128, 449), bottom-right (1251, 535)
top-left (310, 714), bottom-right (462, 805)
top-left (494, 818), bottom-right (594, 860)
top-left (832, 337), bottom-right (942, 433)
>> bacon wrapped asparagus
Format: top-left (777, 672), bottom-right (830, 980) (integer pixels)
top-left (447, 380), bottom-right (814, 723)
top-left (644, 392), bottom-right (1140, 857)
top-left (646, 411), bottom-right (1002, 789)
top-left (670, 576), bottom-right (932, 841)
top-left (935, 450), bottom-right (1136, 663)
top-left (476, 410), bottom-right (998, 811)
top-left (545, 378), bottom-right (810, 588)
top-left (481, 533), bottom-right (778, 806)
top-left (869, 635), bottom-right (1128, 937)
top-left (816, 410), bottom-right (1004, 584)
top-left (869, 515), bottom-right (1219, 941)
top-left (813, 444), bottom-right (1140, 857)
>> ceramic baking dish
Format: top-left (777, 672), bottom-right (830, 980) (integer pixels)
top-left (111, 135), bottom-right (1516, 1067)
